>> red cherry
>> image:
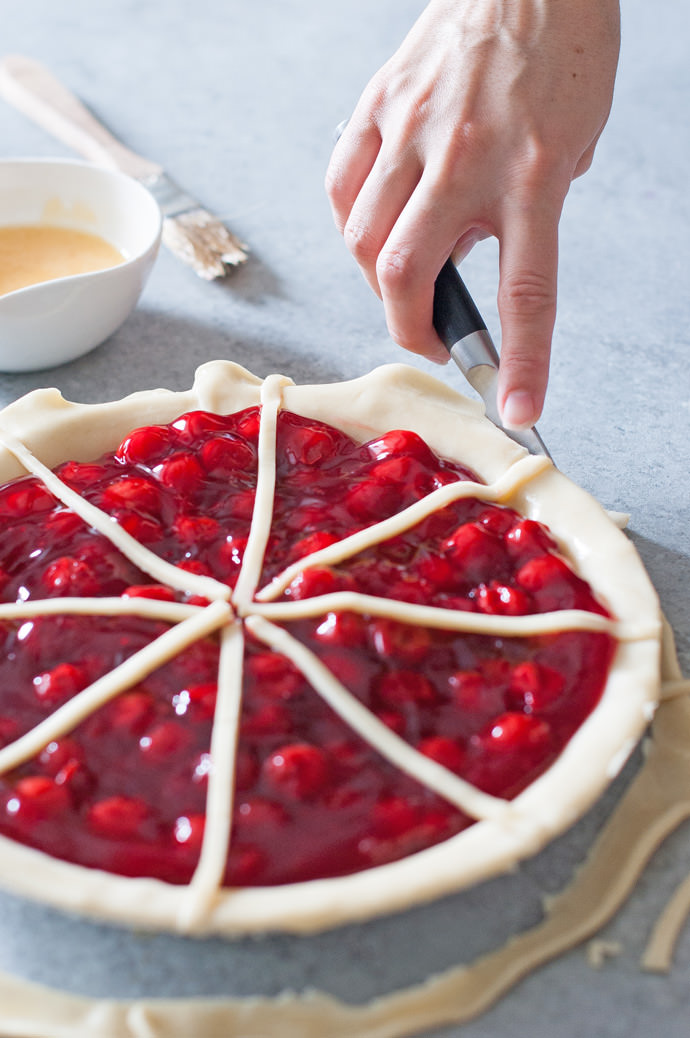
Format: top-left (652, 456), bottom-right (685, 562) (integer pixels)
top-left (106, 691), bottom-right (156, 734)
top-left (200, 435), bottom-right (255, 476)
top-left (116, 425), bottom-right (171, 466)
top-left (366, 429), bottom-right (435, 465)
top-left (172, 514), bottom-right (221, 545)
top-left (345, 479), bottom-right (401, 521)
top-left (122, 584), bottom-right (176, 602)
top-left (289, 530), bottom-right (338, 561)
top-left (387, 577), bottom-right (432, 605)
top-left (154, 453), bottom-right (204, 496)
top-left (246, 652), bottom-right (304, 700)
top-left (417, 736), bottom-right (466, 773)
top-left (33, 662), bottom-right (88, 704)
top-left (54, 759), bottom-right (95, 803)
top-left (376, 670), bottom-right (438, 707)
top-left (57, 461), bottom-right (107, 488)
top-left (87, 795), bottom-right (150, 839)
top-left (235, 796), bottom-right (288, 828)
top-left (101, 476), bottom-right (161, 515)
top-left (116, 513), bottom-right (164, 544)
top-left (38, 737), bottom-right (84, 776)
top-left (283, 424), bottom-right (339, 466)
top-left (415, 554), bottom-right (457, 592)
top-left (314, 611), bottom-right (366, 648)
top-left (173, 813), bottom-right (206, 850)
top-left (448, 670), bottom-right (484, 711)
top-left (474, 581), bottom-right (531, 615)
top-left (139, 721), bottom-right (192, 762)
top-left (263, 743), bottom-right (330, 799)
top-left (442, 522), bottom-right (508, 585)
top-left (41, 556), bottom-right (101, 596)
top-left (320, 648), bottom-right (367, 689)
top-left (177, 559), bottom-right (213, 579)
top-left (505, 518), bottom-right (558, 560)
top-left (477, 711), bottom-right (552, 755)
top-left (5, 775), bottom-right (70, 823)
top-left (516, 554), bottom-right (587, 611)
top-left (42, 509), bottom-right (86, 540)
top-left (285, 503), bottom-right (331, 532)
top-left (287, 566), bottom-right (347, 600)
top-left (0, 479), bottom-right (56, 518)
top-left (235, 408), bottom-right (262, 442)
top-left (478, 506), bottom-right (517, 538)
top-left (172, 410), bottom-right (232, 440)
top-left (182, 682), bottom-right (217, 720)
top-left (241, 702), bottom-right (292, 738)
top-left (508, 661), bottom-right (566, 711)
top-left (371, 795), bottom-right (421, 837)
top-left (371, 618), bottom-right (431, 664)
top-left (228, 488), bottom-right (256, 520)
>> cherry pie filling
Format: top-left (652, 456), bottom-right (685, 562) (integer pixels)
top-left (0, 405), bottom-right (615, 887)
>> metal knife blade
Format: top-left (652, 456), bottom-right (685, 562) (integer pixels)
top-left (433, 259), bottom-right (552, 460)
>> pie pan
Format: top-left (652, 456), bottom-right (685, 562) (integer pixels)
top-left (0, 361), bottom-right (662, 936)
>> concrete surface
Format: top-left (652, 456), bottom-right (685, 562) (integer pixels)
top-left (0, 2), bottom-right (687, 1036)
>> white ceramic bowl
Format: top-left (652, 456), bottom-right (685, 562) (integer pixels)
top-left (0, 158), bottom-right (162, 372)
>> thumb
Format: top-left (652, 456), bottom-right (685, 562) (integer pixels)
top-left (496, 206), bottom-right (560, 430)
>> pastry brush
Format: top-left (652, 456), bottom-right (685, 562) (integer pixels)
top-left (0, 54), bottom-right (248, 280)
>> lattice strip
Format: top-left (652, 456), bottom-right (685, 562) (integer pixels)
top-left (232, 374), bottom-right (291, 608)
top-left (0, 600), bottom-right (232, 775)
top-left (246, 615), bottom-right (510, 823)
top-left (250, 592), bottom-right (628, 638)
top-left (0, 426), bottom-right (231, 603)
top-left (179, 619), bottom-right (245, 930)
top-left (256, 453), bottom-right (551, 602)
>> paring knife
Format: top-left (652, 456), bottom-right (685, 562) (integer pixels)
top-left (433, 259), bottom-right (552, 459)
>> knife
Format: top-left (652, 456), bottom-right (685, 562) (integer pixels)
top-left (433, 259), bottom-right (552, 459)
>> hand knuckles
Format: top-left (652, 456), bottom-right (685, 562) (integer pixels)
top-left (499, 271), bottom-right (556, 317)
top-left (324, 163), bottom-right (346, 207)
top-left (376, 245), bottom-right (418, 295)
top-left (343, 220), bottom-right (381, 264)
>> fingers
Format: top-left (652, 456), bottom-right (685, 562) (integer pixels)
top-left (325, 121), bottom-right (382, 235)
top-left (328, 123), bottom-right (450, 362)
top-left (496, 193), bottom-right (563, 429)
top-left (343, 146), bottom-right (425, 303)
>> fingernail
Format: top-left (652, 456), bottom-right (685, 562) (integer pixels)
top-left (501, 390), bottom-right (537, 431)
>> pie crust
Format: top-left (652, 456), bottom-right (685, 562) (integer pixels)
top-left (0, 360), bottom-right (662, 937)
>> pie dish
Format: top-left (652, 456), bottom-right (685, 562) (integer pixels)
top-left (0, 360), bottom-right (661, 937)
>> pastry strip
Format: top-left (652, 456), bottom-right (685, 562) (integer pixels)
top-left (0, 426), bottom-right (231, 603)
top-left (0, 600), bottom-right (232, 775)
top-left (246, 614), bottom-right (510, 822)
top-left (256, 454), bottom-right (551, 602)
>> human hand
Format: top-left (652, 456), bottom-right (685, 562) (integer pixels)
top-left (326, 0), bottom-right (620, 428)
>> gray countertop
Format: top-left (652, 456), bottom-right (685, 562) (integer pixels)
top-left (0, 1), bottom-right (688, 1036)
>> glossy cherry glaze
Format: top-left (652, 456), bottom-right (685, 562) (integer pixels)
top-left (0, 407), bottom-right (614, 885)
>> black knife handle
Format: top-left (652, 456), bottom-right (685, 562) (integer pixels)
top-left (433, 258), bottom-right (487, 352)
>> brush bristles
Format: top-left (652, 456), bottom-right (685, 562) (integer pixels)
top-left (162, 210), bottom-right (248, 280)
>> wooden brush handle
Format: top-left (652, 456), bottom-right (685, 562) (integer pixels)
top-left (0, 54), bottom-right (161, 180)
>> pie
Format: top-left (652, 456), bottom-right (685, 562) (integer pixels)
top-left (0, 360), bottom-right (661, 937)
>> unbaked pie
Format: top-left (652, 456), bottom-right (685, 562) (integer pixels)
top-left (0, 361), bottom-right (661, 936)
